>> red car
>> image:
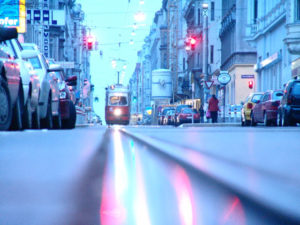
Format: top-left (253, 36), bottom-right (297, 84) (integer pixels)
top-left (47, 64), bottom-right (77, 129)
top-left (251, 90), bottom-right (283, 126)
top-left (176, 108), bottom-right (200, 125)
top-left (0, 28), bottom-right (22, 131)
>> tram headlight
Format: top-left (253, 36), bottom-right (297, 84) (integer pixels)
top-left (114, 108), bottom-right (122, 116)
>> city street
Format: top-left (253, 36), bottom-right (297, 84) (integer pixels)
top-left (1, 125), bottom-right (300, 225)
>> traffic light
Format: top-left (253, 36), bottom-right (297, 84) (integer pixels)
top-left (185, 37), bottom-right (197, 51)
top-left (248, 80), bottom-right (254, 89)
top-left (190, 37), bottom-right (196, 50)
top-left (87, 35), bottom-right (95, 50)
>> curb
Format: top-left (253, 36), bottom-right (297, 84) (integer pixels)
top-left (180, 123), bottom-right (240, 127)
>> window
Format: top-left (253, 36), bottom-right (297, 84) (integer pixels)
top-left (262, 94), bottom-right (270, 102)
top-left (297, 0), bottom-right (300, 21)
top-left (28, 56), bottom-right (42, 69)
top-left (252, 94), bottom-right (262, 103)
top-left (109, 96), bottom-right (128, 106)
top-left (211, 2), bottom-right (215, 21)
top-left (198, 9), bottom-right (201, 25)
top-left (210, 45), bottom-right (214, 64)
top-left (254, 0), bottom-right (258, 23)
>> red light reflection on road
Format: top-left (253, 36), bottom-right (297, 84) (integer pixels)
top-left (100, 129), bottom-right (128, 225)
top-left (173, 165), bottom-right (197, 225)
top-left (221, 196), bottom-right (246, 225)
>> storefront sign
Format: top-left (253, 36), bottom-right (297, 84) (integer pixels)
top-left (241, 74), bottom-right (255, 79)
top-left (43, 0), bottom-right (49, 58)
top-left (259, 52), bottom-right (279, 69)
top-left (0, 0), bottom-right (26, 33)
top-left (27, 9), bottom-right (65, 25)
top-left (218, 71), bottom-right (231, 85)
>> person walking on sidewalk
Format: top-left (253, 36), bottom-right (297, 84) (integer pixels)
top-left (199, 104), bottom-right (205, 123)
top-left (208, 94), bottom-right (219, 123)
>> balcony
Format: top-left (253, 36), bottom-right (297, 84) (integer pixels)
top-left (246, 0), bottom-right (285, 40)
top-left (284, 23), bottom-right (300, 54)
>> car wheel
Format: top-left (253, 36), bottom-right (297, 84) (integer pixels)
top-left (32, 104), bottom-right (40, 129)
top-left (250, 112), bottom-right (257, 126)
top-left (0, 77), bottom-right (12, 130)
top-left (53, 107), bottom-right (62, 129)
top-left (10, 86), bottom-right (23, 131)
top-left (62, 101), bottom-right (76, 129)
top-left (41, 94), bottom-right (53, 129)
top-left (282, 111), bottom-right (289, 126)
top-left (276, 112), bottom-right (281, 127)
top-left (263, 113), bottom-right (271, 126)
top-left (23, 98), bottom-right (33, 129)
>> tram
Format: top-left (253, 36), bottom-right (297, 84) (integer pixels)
top-left (105, 84), bottom-right (131, 125)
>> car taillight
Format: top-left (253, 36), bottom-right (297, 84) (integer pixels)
top-left (247, 103), bottom-right (253, 109)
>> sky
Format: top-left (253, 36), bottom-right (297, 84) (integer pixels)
top-left (77, 0), bottom-right (162, 120)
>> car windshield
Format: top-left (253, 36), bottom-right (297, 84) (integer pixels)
top-left (292, 82), bottom-right (300, 95)
top-left (182, 108), bottom-right (193, 114)
top-left (109, 96), bottom-right (127, 106)
top-left (251, 94), bottom-right (262, 103)
top-left (273, 91), bottom-right (283, 100)
top-left (162, 108), bottom-right (171, 115)
top-left (22, 45), bottom-right (35, 50)
top-left (28, 56), bottom-right (42, 69)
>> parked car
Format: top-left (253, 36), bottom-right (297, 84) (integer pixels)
top-left (158, 107), bottom-right (174, 125)
top-left (0, 28), bottom-right (22, 130)
top-left (7, 39), bottom-right (41, 129)
top-left (47, 64), bottom-right (77, 129)
top-left (163, 109), bottom-right (175, 125)
top-left (241, 92), bottom-right (264, 126)
top-left (277, 79), bottom-right (300, 126)
top-left (176, 108), bottom-right (200, 125)
top-left (251, 90), bottom-right (283, 126)
top-left (174, 104), bottom-right (192, 125)
top-left (21, 46), bottom-right (60, 129)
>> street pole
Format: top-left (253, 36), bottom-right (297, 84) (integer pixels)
top-left (192, 82), bottom-right (194, 124)
top-left (117, 71), bottom-right (120, 84)
top-left (203, 4), bottom-right (209, 104)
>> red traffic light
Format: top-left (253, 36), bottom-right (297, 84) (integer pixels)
top-left (86, 35), bottom-right (95, 50)
top-left (190, 38), bottom-right (196, 45)
top-left (248, 80), bottom-right (254, 89)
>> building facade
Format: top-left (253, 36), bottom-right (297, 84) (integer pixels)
top-left (220, 0), bottom-right (257, 107)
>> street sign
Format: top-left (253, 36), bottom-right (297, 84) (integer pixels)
top-left (205, 81), bottom-right (214, 89)
top-left (218, 71), bottom-right (231, 85)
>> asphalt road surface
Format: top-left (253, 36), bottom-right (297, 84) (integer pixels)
top-left (1, 125), bottom-right (300, 225)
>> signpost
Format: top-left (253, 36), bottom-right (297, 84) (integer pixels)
top-left (205, 81), bottom-right (214, 89)
top-left (218, 71), bottom-right (231, 122)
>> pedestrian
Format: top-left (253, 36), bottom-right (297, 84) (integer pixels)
top-left (208, 94), bottom-right (219, 123)
top-left (199, 104), bottom-right (205, 123)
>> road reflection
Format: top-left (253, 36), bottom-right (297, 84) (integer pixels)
top-left (173, 165), bottom-right (196, 225)
top-left (100, 128), bottom-right (151, 225)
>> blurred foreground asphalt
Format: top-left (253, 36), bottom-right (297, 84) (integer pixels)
top-left (1, 125), bottom-right (300, 225)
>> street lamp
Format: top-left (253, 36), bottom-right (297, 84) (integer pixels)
top-left (134, 11), bottom-right (146, 22)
